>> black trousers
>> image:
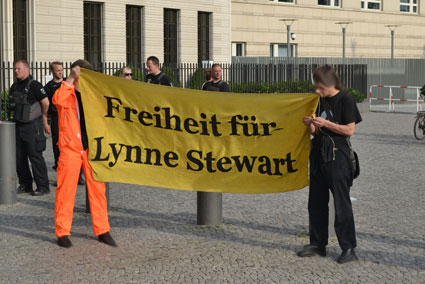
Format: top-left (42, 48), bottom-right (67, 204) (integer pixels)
top-left (308, 150), bottom-right (357, 250)
top-left (50, 114), bottom-right (60, 169)
top-left (15, 118), bottom-right (50, 191)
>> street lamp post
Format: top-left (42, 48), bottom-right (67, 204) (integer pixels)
top-left (385, 25), bottom-right (399, 59)
top-left (279, 19), bottom-right (297, 58)
top-left (336, 22), bottom-right (352, 59)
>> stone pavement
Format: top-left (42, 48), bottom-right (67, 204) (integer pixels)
top-left (0, 111), bottom-right (424, 284)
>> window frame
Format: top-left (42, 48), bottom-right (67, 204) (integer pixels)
top-left (164, 8), bottom-right (179, 66)
top-left (232, 42), bottom-right (246, 57)
top-left (13, 0), bottom-right (27, 61)
top-left (361, 0), bottom-right (382, 11)
top-left (270, 43), bottom-right (295, 58)
top-left (198, 11), bottom-right (211, 65)
top-left (400, 0), bottom-right (418, 14)
top-left (318, 0), bottom-right (341, 8)
top-left (126, 5), bottom-right (143, 66)
top-left (269, 0), bottom-right (295, 4)
top-left (84, 2), bottom-right (103, 69)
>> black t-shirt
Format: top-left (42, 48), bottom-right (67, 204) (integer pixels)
top-left (75, 90), bottom-right (89, 150)
top-left (202, 80), bottom-right (230, 92)
top-left (312, 91), bottom-right (362, 161)
top-left (145, 72), bottom-right (172, 86)
top-left (10, 76), bottom-right (47, 105)
top-left (44, 78), bottom-right (64, 114)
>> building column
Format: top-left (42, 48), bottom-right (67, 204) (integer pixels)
top-left (0, 1), bottom-right (14, 63)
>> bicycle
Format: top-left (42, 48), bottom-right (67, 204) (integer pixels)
top-left (414, 111), bottom-right (425, 140)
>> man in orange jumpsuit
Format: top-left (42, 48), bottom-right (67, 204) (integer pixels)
top-left (53, 60), bottom-right (116, 248)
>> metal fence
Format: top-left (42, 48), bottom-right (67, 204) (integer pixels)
top-left (233, 56), bottom-right (425, 101)
top-left (1, 61), bottom-right (367, 120)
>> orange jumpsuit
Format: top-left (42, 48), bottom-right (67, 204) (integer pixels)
top-left (53, 82), bottom-right (110, 237)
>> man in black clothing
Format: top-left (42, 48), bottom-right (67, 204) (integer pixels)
top-left (202, 64), bottom-right (230, 92)
top-left (10, 60), bottom-right (50, 196)
top-left (145, 56), bottom-right (173, 86)
top-left (44, 61), bottom-right (64, 170)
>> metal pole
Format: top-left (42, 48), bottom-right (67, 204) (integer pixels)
top-left (0, 122), bottom-right (17, 205)
top-left (86, 182), bottom-right (110, 213)
top-left (287, 25), bottom-right (292, 59)
top-left (342, 27), bottom-right (346, 59)
top-left (391, 30), bottom-right (395, 59)
top-left (197, 192), bottom-right (222, 225)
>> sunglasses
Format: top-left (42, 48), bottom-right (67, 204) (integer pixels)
top-left (125, 73), bottom-right (132, 76)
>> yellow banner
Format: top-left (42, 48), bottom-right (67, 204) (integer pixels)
top-left (79, 69), bottom-right (319, 194)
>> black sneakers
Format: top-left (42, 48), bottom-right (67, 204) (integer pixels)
top-left (337, 248), bottom-right (358, 264)
top-left (17, 185), bottom-right (32, 194)
top-left (297, 245), bottom-right (327, 257)
top-left (32, 188), bottom-right (50, 196)
top-left (98, 232), bottom-right (117, 247)
top-left (57, 236), bottom-right (72, 248)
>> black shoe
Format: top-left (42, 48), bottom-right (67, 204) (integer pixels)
top-left (31, 188), bottom-right (50, 196)
top-left (78, 172), bottom-right (86, 185)
top-left (17, 185), bottom-right (32, 194)
top-left (57, 236), bottom-right (72, 248)
top-left (98, 232), bottom-right (117, 247)
top-left (297, 245), bottom-right (327, 257)
top-left (337, 248), bottom-right (358, 264)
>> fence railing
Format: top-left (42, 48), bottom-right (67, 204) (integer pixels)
top-left (1, 61), bottom-right (367, 120)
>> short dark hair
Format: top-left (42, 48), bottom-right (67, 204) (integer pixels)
top-left (313, 64), bottom-right (342, 90)
top-left (147, 56), bottom-right (160, 66)
top-left (71, 59), bottom-right (95, 71)
top-left (49, 61), bottom-right (63, 72)
top-left (15, 59), bottom-right (29, 68)
top-left (211, 63), bottom-right (222, 69)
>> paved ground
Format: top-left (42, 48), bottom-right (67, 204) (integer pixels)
top-left (0, 111), bottom-right (424, 284)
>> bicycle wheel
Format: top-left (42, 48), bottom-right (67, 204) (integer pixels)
top-left (414, 117), bottom-right (425, 140)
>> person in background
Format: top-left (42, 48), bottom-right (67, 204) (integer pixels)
top-left (44, 61), bottom-right (64, 172)
top-left (298, 64), bottom-right (362, 264)
top-left (201, 64), bottom-right (230, 92)
top-left (145, 56), bottom-right (172, 86)
top-left (201, 69), bottom-right (212, 90)
top-left (120, 66), bottom-right (132, 80)
top-left (10, 60), bottom-right (50, 196)
top-left (52, 59), bottom-right (116, 248)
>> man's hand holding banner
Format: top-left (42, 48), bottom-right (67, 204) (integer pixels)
top-left (79, 69), bottom-right (319, 194)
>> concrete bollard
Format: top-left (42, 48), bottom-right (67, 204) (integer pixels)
top-left (0, 122), bottom-right (17, 205)
top-left (197, 192), bottom-right (222, 225)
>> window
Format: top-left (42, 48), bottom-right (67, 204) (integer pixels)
top-left (318, 0), bottom-right (340, 7)
top-left (270, 43), bottom-right (295, 57)
top-left (232, 42), bottom-right (246, 57)
top-left (400, 0), bottom-right (418, 13)
top-left (13, 0), bottom-right (27, 61)
top-left (164, 9), bottom-right (179, 66)
top-left (198, 12), bottom-right (210, 64)
top-left (269, 0), bottom-right (294, 3)
top-left (361, 0), bottom-right (381, 10)
top-left (126, 6), bottom-right (142, 65)
top-left (84, 2), bottom-right (103, 68)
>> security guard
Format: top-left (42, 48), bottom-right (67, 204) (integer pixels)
top-left (10, 60), bottom-right (51, 196)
